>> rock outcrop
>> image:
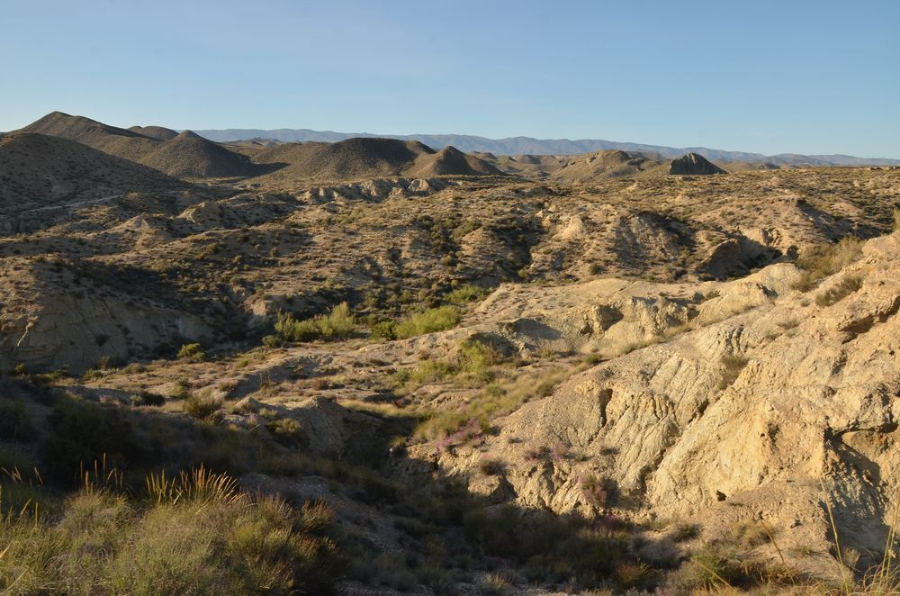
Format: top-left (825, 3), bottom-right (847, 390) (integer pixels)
top-left (668, 152), bottom-right (727, 175)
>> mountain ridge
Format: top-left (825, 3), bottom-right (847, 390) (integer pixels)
top-left (195, 127), bottom-right (900, 166)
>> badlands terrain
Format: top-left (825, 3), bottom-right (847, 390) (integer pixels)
top-left (2, 112), bottom-right (900, 594)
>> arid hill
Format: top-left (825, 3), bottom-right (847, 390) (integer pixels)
top-left (248, 136), bottom-right (503, 183)
top-left (140, 130), bottom-right (261, 179)
top-left (18, 112), bottom-right (262, 180)
top-left (552, 149), bottom-right (659, 182)
top-left (0, 133), bottom-right (182, 219)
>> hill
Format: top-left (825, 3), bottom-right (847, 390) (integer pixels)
top-left (140, 130), bottom-right (261, 178)
top-left (250, 137), bottom-right (502, 182)
top-left (21, 111), bottom-right (158, 162)
top-left (667, 152), bottom-right (728, 175)
top-left (406, 146), bottom-right (503, 178)
top-left (19, 113), bottom-right (261, 180)
top-left (0, 133), bottom-right (182, 216)
top-left (128, 125), bottom-right (179, 140)
top-left (551, 149), bottom-right (659, 182)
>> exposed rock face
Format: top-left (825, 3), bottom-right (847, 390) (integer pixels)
top-left (413, 231), bottom-right (900, 563)
top-left (669, 152), bottom-right (727, 175)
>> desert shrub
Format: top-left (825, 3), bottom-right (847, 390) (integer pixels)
top-left (183, 394), bottom-right (222, 420)
top-left (177, 343), bottom-right (206, 363)
top-left (478, 458), bottom-right (505, 476)
top-left (394, 306), bottom-right (461, 339)
top-left (457, 337), bottom-right (503, 377)
top-left (369, 320), bottom-right (397, 341)
top-left (815, 274), bottom-right (864, 307)
top-left (579, 474), bottom-right (616, 508)
top-left (0, 400), bottom-right (34, 442)
top-left (315, 302), bottom-right (356, 338)
top-left (275, 302), bottom-right (356, 343)
top-left (172, 378), bottom-right (192, 400)
top-left (261, 334), bottom-right (284, 348)
top-left (793, 236), bottom-right (864, 291)
top-left (446, 285), bottom-right (489, 304)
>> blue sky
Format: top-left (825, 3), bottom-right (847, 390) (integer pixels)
top-left (2, 0), bottom-right (898, 157)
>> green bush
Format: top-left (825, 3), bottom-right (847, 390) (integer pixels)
top-left (275, 303), bottom-right (356, 343)
top-left (183, 394), bottom-right (222, 420)
top-left (369, 320), bottom-right (397, 341)
top-left (177, 343), bottom-right (206, 363)
top-left (395, 306), bottom-right (461, 339)
top-left (446, 285), bottom-right (489, 304)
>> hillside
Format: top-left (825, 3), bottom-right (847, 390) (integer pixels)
top-left (0, 133), bottom-right (182, 217)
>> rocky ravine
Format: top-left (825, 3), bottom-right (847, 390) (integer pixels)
top-left (409, 230), bottom-right (900, 572)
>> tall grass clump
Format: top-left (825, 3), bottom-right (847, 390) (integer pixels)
top-left (0, 467), bottom-right (342, 595)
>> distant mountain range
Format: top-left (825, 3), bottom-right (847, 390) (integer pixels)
top-left (194, 128), bottom-right (900, 167)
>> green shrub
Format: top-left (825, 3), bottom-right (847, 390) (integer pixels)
top-left (275, 303), bottom-right (356, 343)
top-left (183, 394), bottom-right (222, 420)
top-left (395, 306), bottom-right (461, 339)
top-left (369, 320), bottom-right (397, 341)
top-left (177, 343), bottom-right (206, 363)
top-left (446, 285), bottom-right (489, 304)
top-left (457, 338), bottom-right (502, 377)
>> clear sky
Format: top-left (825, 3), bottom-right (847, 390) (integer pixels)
top-left (2, 0), bottom-right (899, 157)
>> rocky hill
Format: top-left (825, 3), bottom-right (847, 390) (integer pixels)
top-left (667, 152), bottom-right (728, 175)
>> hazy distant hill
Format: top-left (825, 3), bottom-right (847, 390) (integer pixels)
top-left (249, 137), bottom-right (503, 183)
top-left (195, 128), bottom-right (900, 167)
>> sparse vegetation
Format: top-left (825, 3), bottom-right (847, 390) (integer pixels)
top-left (394, 305), bottom-right (461, 338)
top-left (793, 236), bottom-right (864, 291)
top-left (273, 302), bottom-right (356, 343)
top-left (815, 273), bottom-right (864, 306)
